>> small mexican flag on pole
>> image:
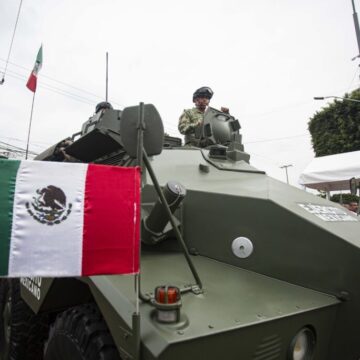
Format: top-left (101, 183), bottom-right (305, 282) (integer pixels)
top-left (25, 45), bottom-right (43, 159)
top-left (26, 45), bottom-right (43, 92)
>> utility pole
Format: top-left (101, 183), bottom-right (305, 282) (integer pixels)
top-left (280, 164), bottom-right (293, 184)
top-left (351, 0), bottom-right (360, 61)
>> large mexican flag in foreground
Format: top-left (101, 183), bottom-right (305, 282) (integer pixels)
top-left (0, 160), bottom-right (140, 277)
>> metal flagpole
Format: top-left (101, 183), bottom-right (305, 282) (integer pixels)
top-left (132, 102), bottom-right (145, 359)
top-left (25, 91), bottom-right (36, 160)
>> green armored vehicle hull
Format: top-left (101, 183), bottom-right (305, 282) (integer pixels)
top-left (0, 104), bottom-right (359, 360)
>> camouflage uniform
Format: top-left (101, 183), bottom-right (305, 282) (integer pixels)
top-left (178, 107), bottom-right (205, 135)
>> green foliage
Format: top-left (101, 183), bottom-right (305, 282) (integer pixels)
top-left (308, 89), bottom-right (360, 156)
top-left (330, 193), bottom-right (359, 203)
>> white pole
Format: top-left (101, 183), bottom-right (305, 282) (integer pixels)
top-left (25, 91), bottom-right (36, 159)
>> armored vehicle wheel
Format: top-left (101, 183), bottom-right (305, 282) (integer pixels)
top-left (0, 279), bottom-right (49, 360)
top-left (44, 304), bottom-right (121, 360)
top-left (0, 279), bottom-right (11, 360)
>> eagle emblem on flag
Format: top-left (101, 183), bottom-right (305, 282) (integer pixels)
top-left (26, 185), bottom-right (72, 225)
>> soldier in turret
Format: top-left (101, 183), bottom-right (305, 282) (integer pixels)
top-left (178, 87), bottom-right (229, 146)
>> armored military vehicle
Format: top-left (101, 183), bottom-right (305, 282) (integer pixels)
top-left (1, 102), bottom-right (360, 360)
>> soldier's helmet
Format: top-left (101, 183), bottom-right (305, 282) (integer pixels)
top-left (193, 87), bottom-right (214, 102)
top-left (95, 101), bottom-right (113, 114)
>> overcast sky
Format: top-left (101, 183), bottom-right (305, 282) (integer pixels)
top-left (0, 0), bottom-right (358, 186)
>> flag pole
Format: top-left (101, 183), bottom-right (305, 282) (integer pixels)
top-left (25, 91), bottom-right (36, 160)
top-left (131, 102), bottom-right (146, 359)
top-left (25, 45), bottom-right (42, 159)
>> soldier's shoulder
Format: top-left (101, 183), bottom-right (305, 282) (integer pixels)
top-left (180, 108), bottom-right (194, 117)
top-left (184, 107), bottom-right (198, 115)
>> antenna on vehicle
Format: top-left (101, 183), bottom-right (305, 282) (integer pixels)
top-left (105, 52), bottom-right (109, 101)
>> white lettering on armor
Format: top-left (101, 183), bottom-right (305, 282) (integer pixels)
top-left (298, 203), bottom-right (358, 222)
top-left (20, 277), bottom-right (41, 300)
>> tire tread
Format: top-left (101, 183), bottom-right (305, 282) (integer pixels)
top-left (44, 304), bottom-right (120, 360)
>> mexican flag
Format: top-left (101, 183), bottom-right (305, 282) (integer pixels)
top-left (0, 160), bottom-right (140, 277)
top-left (26, 45), bottom-right (43, 92)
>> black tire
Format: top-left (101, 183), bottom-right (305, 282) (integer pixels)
top-left (0, 279), bottom-right (49, 360)
top-left (44, 304), bottom-right (121, 360)
top-left (0, 279), bottom-right (11, 360)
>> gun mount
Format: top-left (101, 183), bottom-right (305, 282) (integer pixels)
top-left (36, 103), bottom-right (164, 164)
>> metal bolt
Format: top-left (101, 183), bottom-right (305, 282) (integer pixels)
top-left (338, 291), bottom-right (350, 301)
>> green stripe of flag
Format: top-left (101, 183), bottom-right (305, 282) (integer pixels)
top-left (0, 160), bottom-right (20, 275)
top-left (36, 45), bottom-right (43, 65)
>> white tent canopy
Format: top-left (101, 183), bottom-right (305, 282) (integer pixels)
top-left (299, 150), bottom-right (360, 191)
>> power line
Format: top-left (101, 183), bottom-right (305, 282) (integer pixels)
top-left (0, 57), bottom-right (106, 99)
top-left (347, 65), bottom-right (360, 92)
top-left (0, 135), bottom-right (51, 147)
top-left (2, 67), bottom-right (179, 132)
top-left (241, 101), bottom-right (313, 119)
top-left (0, 140), bottom-right (36, 153)
top-left (2, 68), bottom-right (98, 106)
top-left (249, 152), bottom-right (280, 166)
top-left (0, 143), bottom-right (37, 156)
top-left (244, 133), bottom-right (308, 144)
top-left (0, 57), bottom-right (123, 107)
top-left (0, 58), bottom-right (180, 131)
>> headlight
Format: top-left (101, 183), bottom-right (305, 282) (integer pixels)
top-left (288, 327), bottom-right (316, 360)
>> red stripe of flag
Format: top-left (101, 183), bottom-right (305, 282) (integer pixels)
top-left (26, 72), bottom-right (37, 92)
top-left (82, 165), bottom-right (141, 276)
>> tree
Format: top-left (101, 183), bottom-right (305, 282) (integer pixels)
top-left (308, 89), bottom-right (360, 156)
top-left (330, 193), bottom-right (359, 204)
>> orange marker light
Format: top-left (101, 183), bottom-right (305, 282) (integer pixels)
top-left (154, 286), bottom-right (182, 323)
